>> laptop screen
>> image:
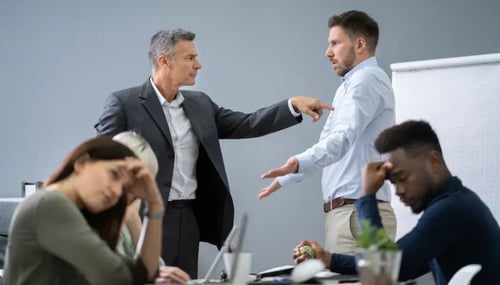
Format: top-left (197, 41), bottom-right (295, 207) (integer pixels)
top-left (227, 213), bottom-right (248, 283)
top-left (188, 213), bottom-right (249, 285)
top-left (198, 225), bottom-right (239, 283)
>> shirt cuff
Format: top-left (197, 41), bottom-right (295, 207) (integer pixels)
top-left (287, 98), bottom-right (301, 117)
top-left (276, 173), bottom-right (304, 187)
top-left (294, 153), bottom-right (315, 174)
top-left (330, 253), bottom-right (357, 274)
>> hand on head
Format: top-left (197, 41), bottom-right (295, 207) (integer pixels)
top-left (290, 96), bottom-right (334, 122)
top-left (122, 157), bottom-right (162, 205)
top-left (155, 265), bottom-right (191, 284)
top-left (293, 240), bottom-right (331, 269)
top-left (361, 161), bottom-right (393, 196)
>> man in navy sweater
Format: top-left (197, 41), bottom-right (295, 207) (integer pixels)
top-left (294, 120), bottom-right (500, 285)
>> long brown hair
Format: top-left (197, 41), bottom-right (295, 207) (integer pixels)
top-left (44, 136), bottom-right (136, 249)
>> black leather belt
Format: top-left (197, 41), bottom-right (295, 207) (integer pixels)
top-left (167, 199), bottom-right (194, 208)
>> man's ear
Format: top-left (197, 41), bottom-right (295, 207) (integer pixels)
top-left (74, 153), bottom-right (91, 173)
top-left (157, 54), bottom-right (170, 67)
top-left (428, 151), bottom-right (443, 167)
top-left (355, 37), bottom-right (366, 54)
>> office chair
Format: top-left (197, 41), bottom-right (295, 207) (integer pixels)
top-left (447, 264), bottom-right (481, 285)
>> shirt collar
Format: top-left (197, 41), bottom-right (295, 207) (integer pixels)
top-left (437, 176), bottom-right (461, 195)
top-left (425, 176), bottom-right (461, 209)
top-left (149, 77), bottom-right (184, 107)
top-left (341, 56), bottom-right (378, 82)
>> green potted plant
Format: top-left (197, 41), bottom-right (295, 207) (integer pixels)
top-left (355, 219), bottom-right (401, 285)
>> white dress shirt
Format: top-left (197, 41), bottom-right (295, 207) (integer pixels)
top-left (277, 57), bottom-right (394, 202)
top-left (151, 79), bottom-right (199, 201)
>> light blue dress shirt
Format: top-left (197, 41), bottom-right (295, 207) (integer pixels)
top-left (277, 57), bottom-right (394, 202)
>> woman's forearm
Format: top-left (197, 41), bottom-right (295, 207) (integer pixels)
top-left (139, 200), bottom-right (164, 281)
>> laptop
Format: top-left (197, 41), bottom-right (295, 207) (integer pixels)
top-left (227, 213), bottom-right (248, 283)
top-left (189, 213), bottom-right (249, 284)
top-left (188, 226), bottom-right (238, 284)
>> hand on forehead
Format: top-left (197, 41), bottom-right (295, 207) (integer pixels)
top-left (109, 157), bottom-right (141, 186)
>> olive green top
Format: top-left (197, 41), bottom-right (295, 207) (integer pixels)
top-left (2, 191), bottom-right (147, 285)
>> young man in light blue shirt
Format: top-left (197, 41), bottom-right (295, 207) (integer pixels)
top-left (259, 10), bottom-right (396, 254)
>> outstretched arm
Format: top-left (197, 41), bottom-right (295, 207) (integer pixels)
top-left (290, 96), bottom-right (334, 122)
top-left (258, 157), bottom-right (300, 199)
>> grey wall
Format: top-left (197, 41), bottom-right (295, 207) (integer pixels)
top-left (1, 0), bottom-right (499, 276)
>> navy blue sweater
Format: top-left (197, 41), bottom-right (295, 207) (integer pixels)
top-left (330, 177), bottom-right (500, 285)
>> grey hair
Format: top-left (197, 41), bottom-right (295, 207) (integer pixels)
top-left (148, 28), bottom-right (196, 68)
top-left (112, 131), bottom-right (159, 176)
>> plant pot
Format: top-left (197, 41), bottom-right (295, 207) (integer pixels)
top-left (355, 248), bottom-right (402, 285)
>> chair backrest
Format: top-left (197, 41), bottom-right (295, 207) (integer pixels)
top-left (448, 264), bottom-right (481, 285)
top-left (0, 198), bottom-right (23, 269)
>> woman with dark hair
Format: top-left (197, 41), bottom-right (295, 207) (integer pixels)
top-left (2, 136), bottom-right (164, 285)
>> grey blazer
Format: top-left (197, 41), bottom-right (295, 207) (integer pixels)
top-left (95, 80), bottom-right (301, 247)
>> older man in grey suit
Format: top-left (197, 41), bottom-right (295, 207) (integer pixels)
top-left (95, 28), bottom-right (332, 278)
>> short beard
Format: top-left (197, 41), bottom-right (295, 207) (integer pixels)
top-left (337, 47), bottom-right (356, 77)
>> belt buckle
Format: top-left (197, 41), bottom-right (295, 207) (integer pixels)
top-left (336, 197), bottom-right (345, 208)
top-left (329, 197), bottom-right (345, 211)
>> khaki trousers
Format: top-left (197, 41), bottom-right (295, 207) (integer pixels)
top-left (325, 202), bottom-right (397, 254)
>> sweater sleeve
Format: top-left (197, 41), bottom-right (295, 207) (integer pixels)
top-left (355, 194), bottom-right (383, 228)
top-left (36, 193), bottom-right (148, 285)
top-left (330, 254), bottom-right (357, 274)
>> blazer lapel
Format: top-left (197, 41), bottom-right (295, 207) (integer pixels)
top-left (139, 81), bottom-right (173, 147)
